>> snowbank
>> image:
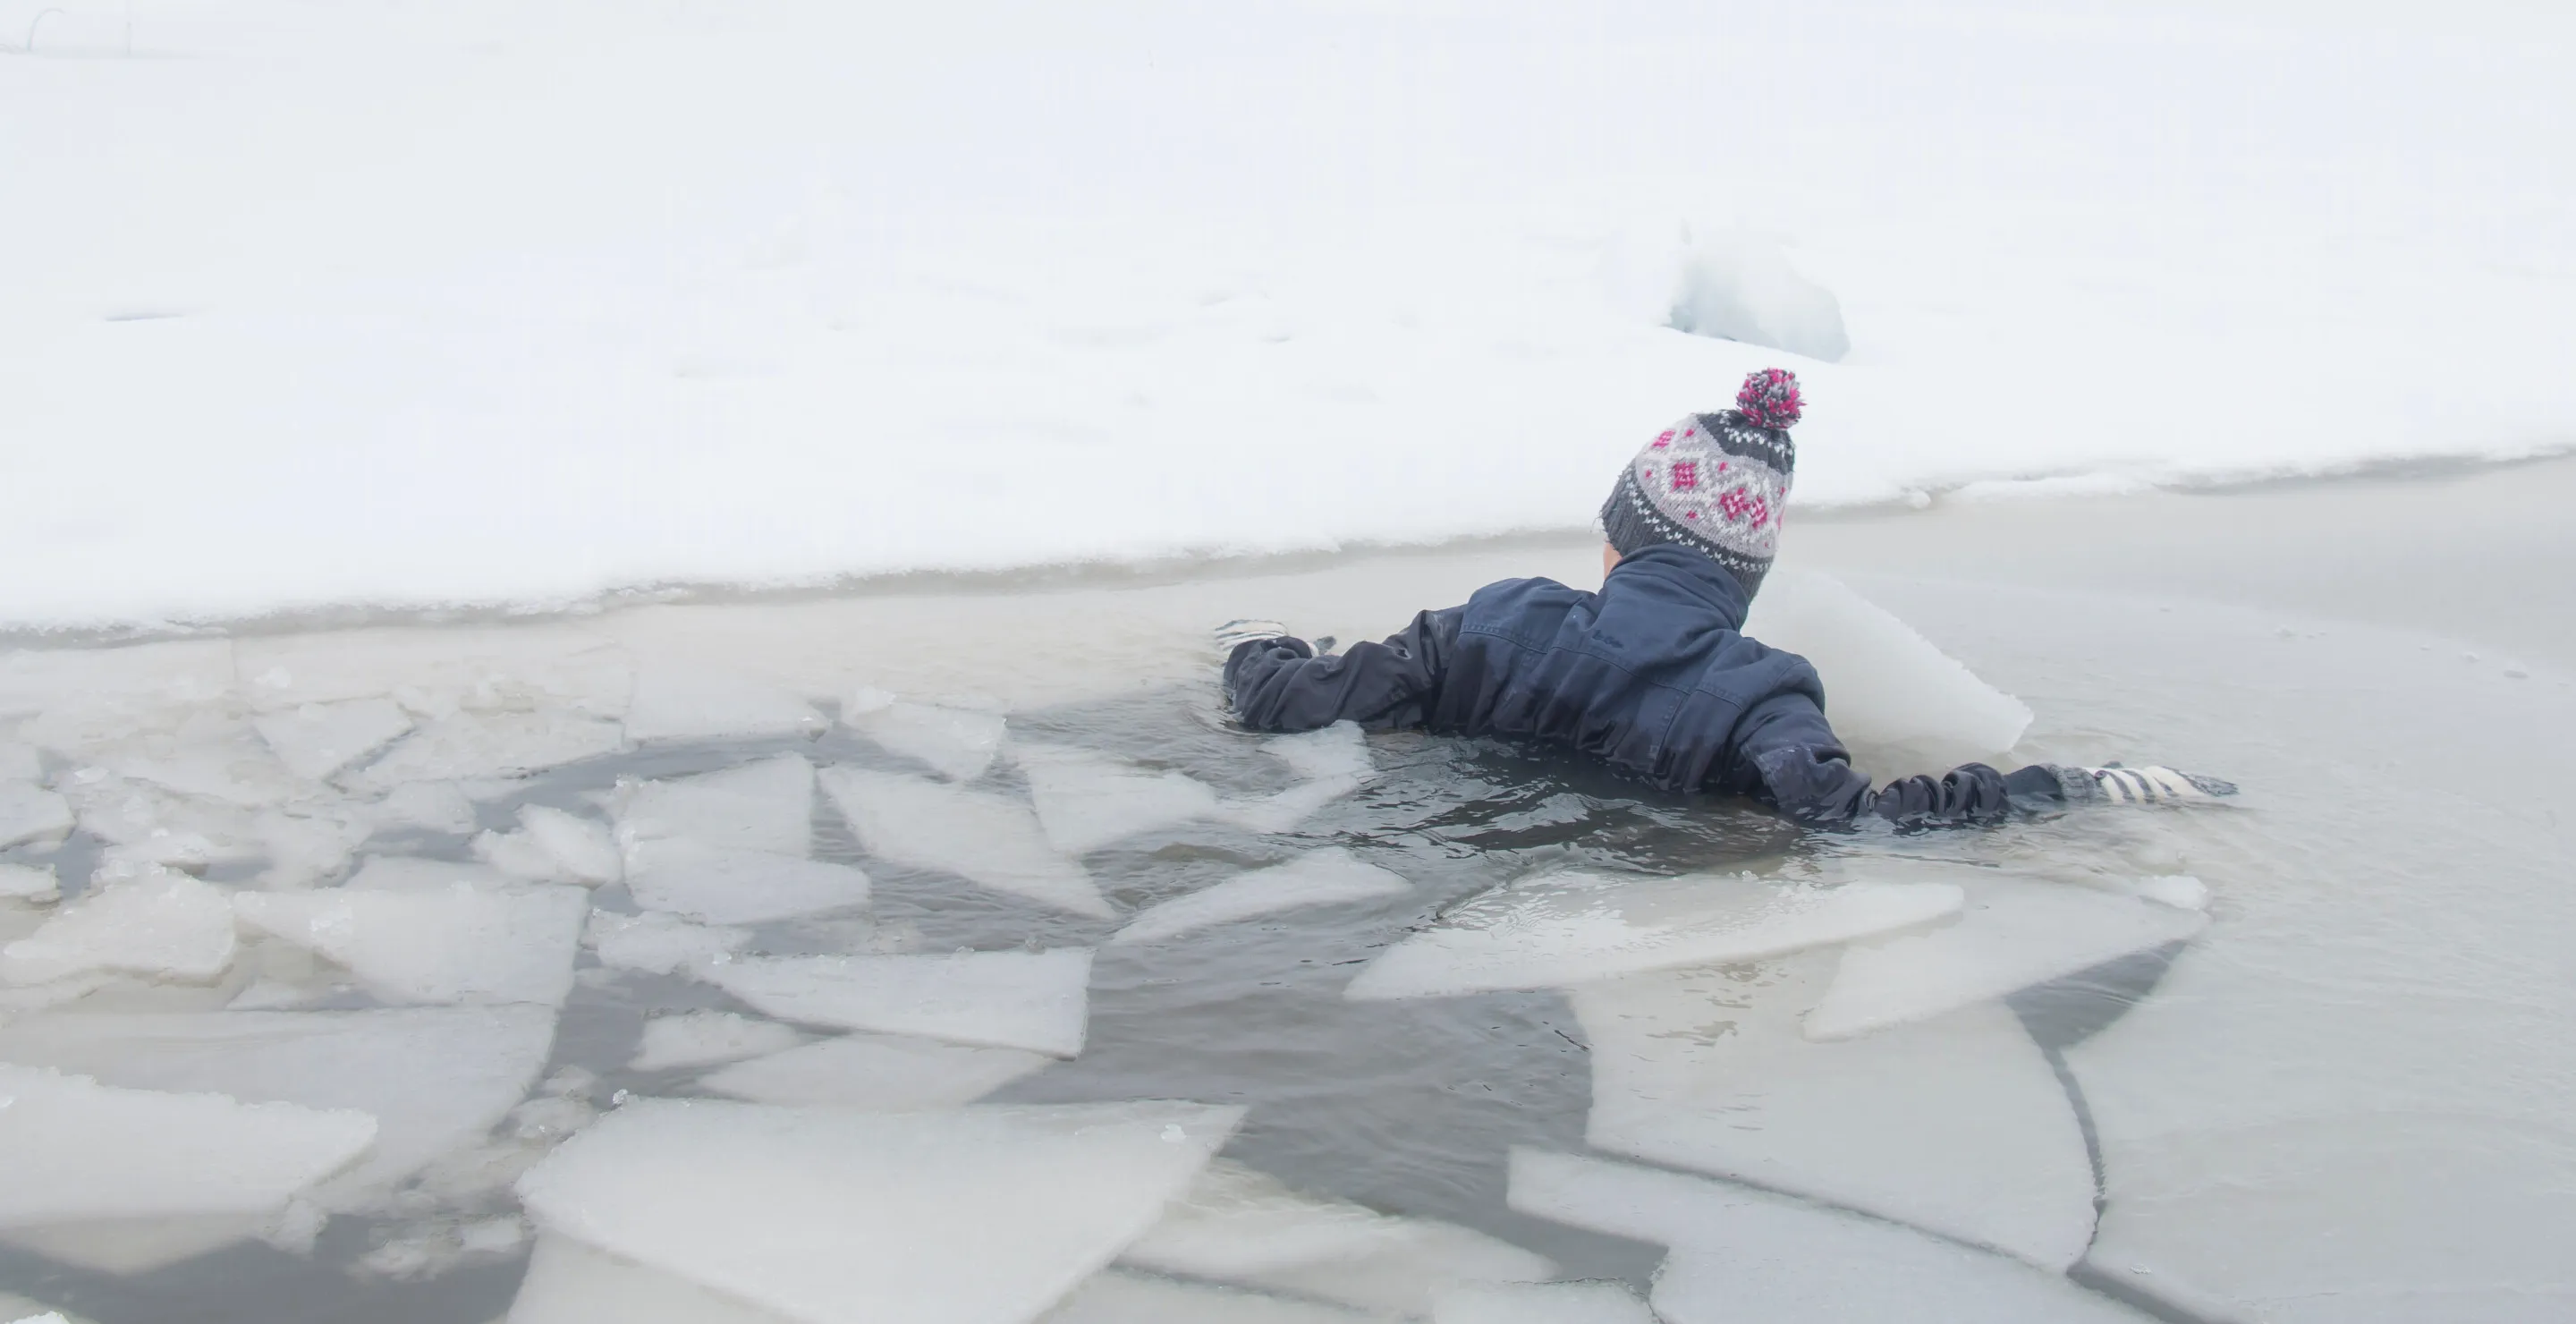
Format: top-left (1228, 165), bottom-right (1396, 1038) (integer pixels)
top-left (2, 0), bottom-right (2572, 627)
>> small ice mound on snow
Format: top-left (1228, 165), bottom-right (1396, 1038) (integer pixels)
top-left (0, 780), bottom-right (75, 849)
top-left (1122, 1160), bottom-right (1555, 1316)
top-left (1575, 955), bottom-right (2095, 1269)
top-left (513, 1099), bottom-right (1242, 1324)
top-left (0, 1065), bottom-right (375, 1234)
top-left (706, 949), bottom-right (1093, 1057)
top-left (586, 910), bottom-right (750, 977)
top-left (819, 767), bottom-right (1112, 918)
top-left (1431, 1280), bottom-right (1656, 1324)
top-left (508, 1233), bottom-right (801, 1324)
top-left (617, 755), bottom-right (818, 857)
top-left (0, 870), bottom-right (237, 987)
top-left (0, 863), bottom-right (60, 904)
top-left (1018, 743), bottom-right (1224, 855)
top-left (355, 711), bottom-right (626, 790)
top-left (1343, 870), bottom-right (1962, 1001)
top-left (623, 664), bottom-right (826, 744)
top-left (1803, 872), bottom-right (2208, 1041)
top-left (1741, 572), bottom-right (2034, 777)
top-left (1044, 1269), bottom-right (1390, 1323)
top-left (630, 1012), bottom-right (803, 1073)
top-left (235, 883), bottom-right (587, 1006)
top-left (1609, 222), bottom-right (1851, 362)
top-left (0, 1006), bottom-right (555, 1212)
top-left (844, 690), bottom-right (1006, 783)
top-left (252, 698), bottom-right (414, 781)
top-left (1111, 849), bottom-right (1410, 945)
top-left (699, 1032), bottom-right (1052, 1109)
top-left (1506, 1151), bottom-right (2148, 1324)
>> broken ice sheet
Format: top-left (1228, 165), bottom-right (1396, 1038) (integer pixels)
top-left (0, 869), bottom-right (237, 987)
top-left (513, 1099), bottom-right (1242, 1324)
top-left (819, 766), bottom-right (1112, 917)
top-left (345, 855), bottom-right (517, 892)
top-left (1018, 743), bottom-right (1224, 855)
top-left (586, 909), bottom-right (750, 977)
top-left (843, 691), bottom-right (1006, 782)
top-left (1574, 955), bottom-right (2094, 1269)
top-left (253, 698), bottom-right (415, 781)
top-left (1121, 1160), bottom-right (1555, 1317)
top-left (1506, 1150), bottom-right (2148, 1324)
top-left (520, 804), bottom-right (621, 884)
top-left (507, 1232), bottom-right (802, 1324)
top-left (355, 710), bottom-right (625, 789)
top-left (0, 780), bottom-right (75, 849)
top-left (1803, 871), bottom-right (2207, 1041)
top-left (624, 839), bottom-right (871, 926)
top-left (367, 780), bottom-right (479, 835)
top-left (1224, 723), bottom-right (1375, 835)
top-left (1741, 571), bottom-right (2034, 778)
top-left (0, 1006), bottom-right (555, 1212)
top-left (1043, 1269), bottom-right (1393, 1324)
top-left (707, 948), bottom-right (1094, 1057)
top-left (630, 1012), bottom-right (804, 1073)
top-left (234, 625), bottom-right (631, 718)
top-left (1343, 870), bottom-right (1963, 1001)
top-left (1430, 1280), bottom-right (1655, 1324)
top-left (617, 754), bottom-right (817, 857)
top-left (698, 1032), bottom-right (1051, 1109)
top-left (235, 882), bottom-right (588, 1006)
top-left (0, 862), bottom-right (60, 904)
top-left (1110, 847), bottom-right (1410, 945)
top-left (623, 663), bottom-right (825, 743)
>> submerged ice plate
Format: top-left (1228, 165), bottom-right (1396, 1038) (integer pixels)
top-left (706, 949), bottom-right (1095, 1057)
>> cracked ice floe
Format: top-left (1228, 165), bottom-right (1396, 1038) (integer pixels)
top-left (630, 1012), bottom-right (804, 1073)
top-left (508, 1233), bottom-right (802, 1324)
top-left (235, 883), bottom-right (587, 1006)
top-left (346, 855), bottom-right (517, 891)
top-left (518, 805), bottom-right (621, 884)
top-left (618, 755), bottom-right (817, 856)
top-left (613, 756), bottom-right (869, 923)
top-left (623, 663), bottom-right (826, 743)
top-left (356, 710), bottom-right (625, 789)
top-left (1574, 955), bottom-right (2094, 1269)
top-left (1111, 848), bottom-right (1410, 946)
top-left (706, 949), bottom-right (1093, 1057)
top-left (1803, 871), bottom-right (2207, 1041)
top-left (699, 1032), bottom-right (1051, 1109)
top-left (587, 909), bottom-right (750, 977)
top-left (843, 691), bottom-right (1007, 783)
top-left (0, 780), bottom-right (74, 849)
top-left (0, 1006), bottom-right (555, 1212)
top-left (1225, 723), bottom-right (1375, 835)
top-left (1506, 1150), bottom-right (2148, 1324)
top-left (819, 767), bottom-right (1111, 918)
top-left (0, 739), bottom-right (41, 779)
top-left (0, 863), bottom-right (59, 904)
top-left (513, 1099), bottom-right (1242, 1324)
top-left (253, 698), bottom-right (415, 781)
top-left (0, 870), bottom-right (237, 987)
top-left (1122, 1160), bottom-right (1555, 1316)
top-left (1342, 870), bottom-right (1962, 1001)
top-left (1044, 1269), bottom-right (1392, 1323)
top-left (235, 626), bottom-right (631, 718)
top-left (1429, 1280), bottom-right (1656, 1324)
top-left (1741, 571), bottom-right (2033, 777)
top-left (367, 780), bottom-right (479, 835)
top-left (1018, 743), bottom-right (1225, 855)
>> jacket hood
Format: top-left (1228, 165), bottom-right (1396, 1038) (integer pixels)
top-left (1603, 542), bottom-right (1755, 632)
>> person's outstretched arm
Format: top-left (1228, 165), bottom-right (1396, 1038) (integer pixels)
top-left (1723, 689), bottom-right (2020, 827)
top-left (1222, 607), bottom-right (1463, 732)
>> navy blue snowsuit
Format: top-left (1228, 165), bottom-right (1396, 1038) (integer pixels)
top-left (1223, 545), bottom-right (2053, 826)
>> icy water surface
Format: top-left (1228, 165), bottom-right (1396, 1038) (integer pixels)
top-left (0, 503), bottom-right (2569, 1324)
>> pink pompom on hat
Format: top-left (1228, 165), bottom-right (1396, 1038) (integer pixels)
top-left (1597, 369), bottom-right (1801, 597)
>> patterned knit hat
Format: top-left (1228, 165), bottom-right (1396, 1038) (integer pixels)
top-left (1598, 369), bottom-right (1801, 597)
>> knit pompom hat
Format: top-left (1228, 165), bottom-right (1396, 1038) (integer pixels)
top-left (1598, 369), bottom-right (1800, 597)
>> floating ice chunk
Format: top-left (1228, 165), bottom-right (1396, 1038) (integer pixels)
top-left (624, 842), bottom-right (871, 926)
top-left (1742, 572), bottom-right (2033, 777)
top-left (1044, 1269), bottom-right (1389, 1323)
top-left (1430, 1280), bottom-right (1655, 1324)
top-left (236, 627), bottom-right (631, 717)
top-left (235, 883), bottom-right (587, 1006)
top-left (699, 1032), bottom-right (1050, 1109)
top-left (820, 767), bottom-right (1111, 917)
top-left (253, 807), bottom-right (369, 888)
top-left (0, 1006), bottom-right (555, 1211)
top-left (344, 855), bottom-right (516, 892)
top-left (0, 864), bottom-right (59, 904)
top-left (586, 909), bottom-right (750, 977)
top-left (359, 711), bottom-right (625, 788)
top-left (515, 1099), bottom-right (1242, 1324)
top-left (98, 732), bottom-right (307, 809)
top-left (630, 1012), bottom-right (803, 1072)
top-left (2105, 873), bottom-right (2208, 912)
top-left (617, 755), bottom-right (816, 857)
top-left (1576, 957), bottom-right (2095, 1269)
top-left (0, 1065), bottom-right (375, 1229)
top-left (477, 826), bottom-right (570, 881)
top-left (1506, 1151), bottom-right (2147, 1324)
top-left (1111, 849), bottom-right (1410, 945)
top-left (0, 741), bottom-right (38, 779)
top-left (1123, 1160), bottom-right (1555, 1316)
top-left (707, 949), bottom-right (1093, 1057)
top-left (368, 780), bottom-right (479, 835)
top-left (253, 699), bottom-right (414, 781)
top-left (1224, 724), bottom-right (1376, 834)
top-left (624, 665), bottom-right (826, 743)
top-left (844, 693), bottom-right (1007, 782)
top-left (521, 805), bottom-right (621, 884)
top-left (3, 641), bottom-right (233, 733)
top-left (1343, 871), bottom-right (1962, 1001)
top-left (1019, 743), bottom-right (1224, 854)
top-left (1262, 723), bottom-right (1373, 785)
top-left (0, 870), bottom-right (237, 987)
top-left (1805, 874), bottom-right (2207, 1041)
top-left (0, 781), bottom-right (74, 849)
top-left (508, 1233), bottom-right (802, 1324)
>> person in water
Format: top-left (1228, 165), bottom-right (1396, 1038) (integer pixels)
top-left (1216, 368), bottom-right (2232, 828)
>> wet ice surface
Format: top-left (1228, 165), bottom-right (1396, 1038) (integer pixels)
top-left (0, 534), bottom-right (2567, 1323)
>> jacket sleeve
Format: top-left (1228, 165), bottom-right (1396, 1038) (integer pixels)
top-left (1726, 689), bottom-right (2017, 828)
top-left (1223, 607), bottom-right (1462, 732)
